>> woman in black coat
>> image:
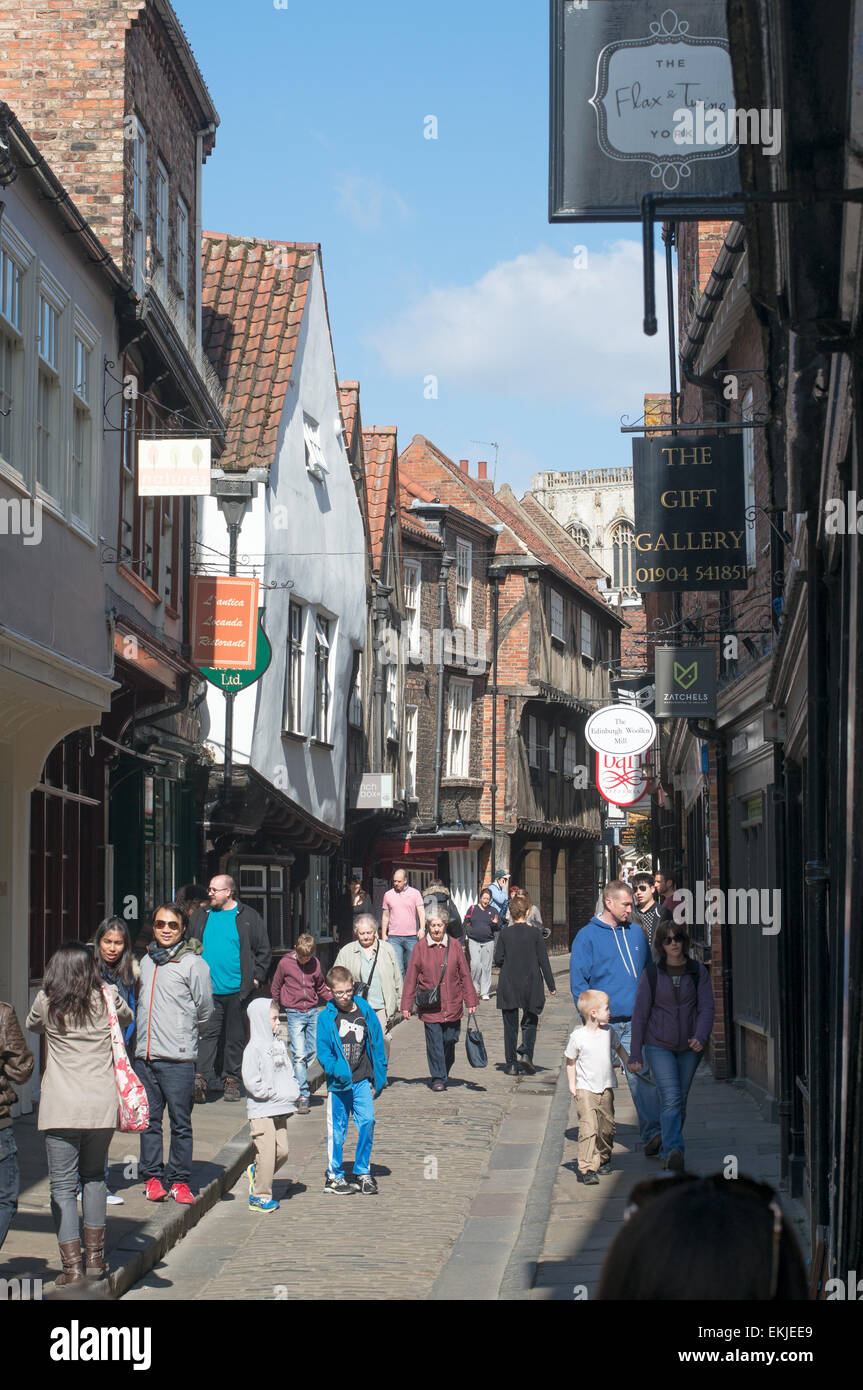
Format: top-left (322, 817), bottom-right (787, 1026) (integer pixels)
top-left (494, 891), bottom-right (556, 1075)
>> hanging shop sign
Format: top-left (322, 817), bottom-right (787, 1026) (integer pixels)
top-left (632, 433), bottom-right (747, 591)
top-left (549, 1), bottom-right (739, 222)
top-left (349, 774), bottom-right (394, 811)
top-left (611, 672), bottom-right (655, 714)
top-left (198, 610), bottom-right (271, 691)
top-left (655, 646), bottom-right (717, 717)
top-left (138, 437), bottom-right (212, 495)
top-left (585, 705), bottom-right (657, 757)
top-left (596, 752), bottom-right (650, 807)
top-left (191, 576), bottom-right (259, 669)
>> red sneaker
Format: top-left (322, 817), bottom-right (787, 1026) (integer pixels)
top-left (170, 1182), bottom-right (195, 1205)
top-left (144, 1177), bottom-right (168, 1202)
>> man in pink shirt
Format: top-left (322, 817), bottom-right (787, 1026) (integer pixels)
top-left (381, 869), bottom-right (426, 975)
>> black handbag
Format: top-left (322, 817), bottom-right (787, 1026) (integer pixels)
top-left (353, 945), bottom-right (379, 1001)
top-left (465, 1012), bottom-right (488, 1068)
top-left (415, 942), bottom-right (449, 1011)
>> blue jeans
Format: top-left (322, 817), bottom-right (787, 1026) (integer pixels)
top-left (135, 1058), bottom-right (195, 1186)
top-left (286, 1009), bottom-right (318, 1099)
top-left (643, 1045), bottom-right (702, 1159)
top-left (614, 1021), bottom-right (661, 1146)
top-left (387, 935), bottom-right (417, 975)
top-left (326, 1080), bottom-right (375, 1179)
top-left (0, 1126), bottom-right (20, 1251)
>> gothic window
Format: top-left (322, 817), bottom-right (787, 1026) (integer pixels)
top-left (568, 523), bottom-right (590, 552)
top-left (611, 521), bottom-right (636, 594)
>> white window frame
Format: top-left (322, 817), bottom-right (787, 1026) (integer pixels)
top-left (385, 657), bottom-right (399, 742)
top-left (155, 160), bottom-right (169, 265)
top-left (69, 308), bottom-right (99, 534)
top-left (403, 559), bottom-right (422, 655)
top-left (303, 413), bottom-right (328, 479)
top-left (35, 269), bottom-right (69, 510)
top-left (348, 649), bottom-right (363, 728)
top-left (580, 610), bottom-right (593, 661)
top-left (742, 388), bottom-right (756, 568)
top-left (313, 613), bottom-right (332, 742)
top-left (176, 195), bottom-right (189, 300)
top-left (528, 714), bottom-right (538, 767)
top-left (563, 731), bottom-right (578, 777)
top-left (550, 588), bottom-right (564, 641)
top-left (0, 223), bottom-right (33, 484)
top-left (446, 677), bottom-right (472, 778)
top-left (284, 600), bottom-right (305, 734)
top-left (455, 538), bottom-right (472, 627)
top-left (404, 705), bottom-right (418, 799)
top-left (131, 119), bottom-right (147, 297)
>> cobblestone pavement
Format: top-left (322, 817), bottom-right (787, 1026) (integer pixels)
top-left (123, 961), bottom-right (572, 1302)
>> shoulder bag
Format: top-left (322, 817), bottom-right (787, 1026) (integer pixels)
top-left (465, 1012), bottom-right (488, 1068)
top-left (102, 986), bottom-right (150, 1133)
top-left (415, 942), bottom-right (450, 1011)
top-left (353, 946), bottom-right (379, 1001)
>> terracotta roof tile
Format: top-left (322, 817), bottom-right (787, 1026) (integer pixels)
top-left (361, 427), bottom-right (399, 570)
top-left (202, 232), bottom-right (319, 473)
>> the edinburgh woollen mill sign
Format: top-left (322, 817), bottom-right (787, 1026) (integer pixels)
top-left (632, 433), bottom-right (747, 591)
top-left (549, 1), bottom-right (739, 222)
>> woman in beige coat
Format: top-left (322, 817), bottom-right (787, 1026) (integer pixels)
top-left (334, 914), bottom-right (403, 1063)
top-left (27, 941), bottom-right (132, 1286)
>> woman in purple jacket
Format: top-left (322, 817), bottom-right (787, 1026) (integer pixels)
top-left (627, 918), bottom-right (714, 1172)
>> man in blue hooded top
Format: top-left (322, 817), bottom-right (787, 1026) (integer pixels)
top-left (570, 879), bottom-right (661, 1156)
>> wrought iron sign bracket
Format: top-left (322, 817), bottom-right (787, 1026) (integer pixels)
top-left (641, 188), bottom-right (863, 336)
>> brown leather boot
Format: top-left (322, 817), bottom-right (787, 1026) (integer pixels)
top-left (55, 1239), bottom-right (85, 1286)
top-left (83, 1227), bottom-right (107, 1280)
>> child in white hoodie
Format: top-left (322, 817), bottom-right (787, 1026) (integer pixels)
top-left (242, 998), bottom-right (300, 1213)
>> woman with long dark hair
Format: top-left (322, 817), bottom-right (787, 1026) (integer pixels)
top-left (89, 918), bottom-right (140, 1205)
top-left (26, 941), bottom-right (132, 1286)
top-left (627, 917), bottom-right (714, 1171)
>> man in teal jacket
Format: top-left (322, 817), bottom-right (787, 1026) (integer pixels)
top-left (316, 966), bottom-right (387, 1196)
top-left (569, 879), bottom-right (660, 1156)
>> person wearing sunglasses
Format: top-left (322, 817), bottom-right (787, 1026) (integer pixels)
top-left (134, 903), bottom-right (214, 1205)
top-left (597, 1172), bottom-right (808, 1300)
top-left (627, 918), bottom-right (714, 1172)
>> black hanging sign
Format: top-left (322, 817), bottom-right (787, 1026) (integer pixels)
top-left (632, 433), bottom-right (748, 591)
top-left (549, 1), bottom-right (741, 223)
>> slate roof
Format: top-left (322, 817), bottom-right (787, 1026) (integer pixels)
top-left (201, 232), bottom-right (318, 472)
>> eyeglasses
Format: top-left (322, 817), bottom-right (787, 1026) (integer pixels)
top-left (333, 989), bottom-right (354, 998)
top-left (623, 1173), bottom-right (784, 1298)
top-left (154, 918), bottom-right (183, 930)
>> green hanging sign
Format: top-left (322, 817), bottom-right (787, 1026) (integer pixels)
top-left (199, 611), bottom-right (272, 691)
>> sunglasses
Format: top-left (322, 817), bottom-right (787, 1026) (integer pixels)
top-left (154, 918), bottom-right (181, 930)
top-left (623, 1173), bottom-right (783, 1298)
top-left (663, 933), bottom-right (685, 944)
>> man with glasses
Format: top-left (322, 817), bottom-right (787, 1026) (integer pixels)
top-left (191, 875), bottom-right (271, 1104)
top-left (631, 874), bottom-right (661, 949)
top-left (570, 880), bottom-right (661, 1157)
top-left (315, 966), bottom-right (387, 1195)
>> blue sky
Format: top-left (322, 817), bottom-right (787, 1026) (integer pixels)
top-left (176, 0), bottom-right (671, 496)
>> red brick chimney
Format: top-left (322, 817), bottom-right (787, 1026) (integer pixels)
top-left (477, 460), bottom-right (487, 480)
top-left (459, 459), bottom-right (469, 472)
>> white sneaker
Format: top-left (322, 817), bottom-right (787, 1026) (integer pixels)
top-left (106, 1191), bottom-right (125, 1205)
top-left (481, 994), bottom-right (490, 1000)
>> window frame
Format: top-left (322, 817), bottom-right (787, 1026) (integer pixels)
top-left (69, 309), bottom-right (99, 535)
top-left (131, 118), bottom-right (147, 297)
top-left (404, 704), bottom-right (418, 799)
top-left (446, 677), bottom-right (472, 778)
top-left (580, 610), bottom-right (594, 662)
top-left (385, 656), bottom-right (399, 742)
top-left (176, 194), bottom-right (189, 300)
top-left (0, 225), bottom-right (32, 483)
top-left (528, 714), bottom-right (539, 768)
top-left (283, 600), bottom-right (305, 735)
top-left (611, 520), bottom-right (636, 594)
top-left (155, 159), bottom-right (169, 266)
top-left (549, 588), bottom-right (565, 642)
top-left (313, 614), bottom-right (332, 742)
top-left (35, 269), bottom-right (69, 510)
top-left (548, 726), bottom-right (557, 774)
top-left (403, 559), bottom-right (422, 655)
top-left (303, 413), bottom-right (328, 479)
top-left (455, 538), bottom-right (472, 628)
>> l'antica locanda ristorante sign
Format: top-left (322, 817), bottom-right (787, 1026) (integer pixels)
top-left (549, 1), bottom-right (740, 221)
top-left (632, 433), bottom-right (748, 591)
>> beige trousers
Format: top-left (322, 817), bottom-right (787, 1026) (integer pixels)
top-left (249, 1115), bottom-right (291, 1198)
top-left (575, 1087), bottom-right (615, 1173)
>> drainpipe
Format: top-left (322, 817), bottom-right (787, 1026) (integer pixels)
top-left (805, 518), bottom-right (830, 1233)
top-left (490, 574), bottom-right (500, 875)
top-left (432, 542), bottom-right (452, 828)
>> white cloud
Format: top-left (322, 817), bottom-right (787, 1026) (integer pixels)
top-left (369, 241), bottom-right (670, 412)
top-left (336, 174), bottom-right (411, 232)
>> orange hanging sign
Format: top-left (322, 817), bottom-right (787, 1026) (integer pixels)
top-left (191, 577), bottom-right (259, 669)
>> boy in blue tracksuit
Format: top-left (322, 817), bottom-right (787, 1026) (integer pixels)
top-left (316, 965), bottom-right (387, 1195)
top-left (569, 880), bottom-right (660, 1155)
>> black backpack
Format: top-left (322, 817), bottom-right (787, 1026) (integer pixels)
top-left (645, 958), bottom-right (700, 1009)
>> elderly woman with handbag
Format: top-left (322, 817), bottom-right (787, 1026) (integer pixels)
top-left (26, 941), bottom-right (134, 1286)
top-left (401, 913), bottom-right (478, 1092)
top-left (334, 914), bottom-right (402, 1064)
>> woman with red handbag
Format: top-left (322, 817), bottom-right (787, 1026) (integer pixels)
top-left (26, 942), bottom-right (133, 1286)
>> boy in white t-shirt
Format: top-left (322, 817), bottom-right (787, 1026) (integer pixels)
top-left (565, 989), bottom-right (630, 1185)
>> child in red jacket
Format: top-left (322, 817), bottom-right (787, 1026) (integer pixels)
top-left (270, 934), bottom-right (333, 1113)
